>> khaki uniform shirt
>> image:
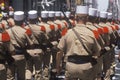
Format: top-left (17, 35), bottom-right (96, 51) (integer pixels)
top-left (99, 22), bottom-right (111, 45)
top-left (38, 22), bottom-right (51, 35)
top-left (6, 25), bottom-right (33, 49)
top-left (58, 24), bottom-right (101, 61)
top-left (54, 19), bottom-right (66, 29)
top-left (1, 20), bottom-right (9, 29)
top-left (47, 21), bottom-right (59, 31)
top-left (106, 22), bottom-right (117, 40)
top-left (69, 19), bottom-right (76, 27)
top-left (61, 20), bottom-right (68, 28)
top-left (86, 22), bottom-right (105, 48)
top-left (25, 24), bottom-right (42, 45)
top-left (7, 18), bottom-right (15, 27)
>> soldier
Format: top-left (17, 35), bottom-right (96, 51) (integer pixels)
top-left (0, 19), bottom-right (15, 80)
top-left (47, 11), bottom-right (59, 68)
top-left (54, 11), bottom-right (66, 37)
top-left (25, 10), bottom-right (43, 80)
top-left (38, 11), bottom-right (53, 80)
top-left (106, 13), bottom-right (116, 78)
top-left (7, 6), bottom-right (15, 27)
top-left (86, 8), bottom-right (105, 80)
top-left (6, 11), bottom-right (33, 80)
top-left (56, 5), bottom-right (101, 80)
top-left (98, 11), bottom-right (114, 80)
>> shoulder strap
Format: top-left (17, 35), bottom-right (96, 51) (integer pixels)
top-left (10, 28), bottom-right (24, 48)
top-left (72, 28), bottom-right (91, 54)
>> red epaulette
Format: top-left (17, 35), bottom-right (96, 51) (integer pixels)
top-left (40, 25), bottom-right (46, 32)
top-left (57, 24), bottom-right (62, 30)
top-left (61, 28), bottom-right (68, 36)
top-left (2, 31), bottom-right (10, 42)
top-left (103, 26), bottom-right (109, 34)
top-left (50, 24), bottom-right (55, 30)
top-left (92, 30), bottom-right (99, 39)
top-left (25, 28), bottom-right (32, 36)
top-left (97, 28), bottom-right (104, 35)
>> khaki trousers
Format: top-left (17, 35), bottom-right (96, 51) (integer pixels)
top-left (0, 64), bottom-right (6, 80)
top-left (7, 59), bottom-right (26, 80)
top-left (65, 62), bottom-right (94, 80)
top-left (26, 54), bottom-right (43, 80)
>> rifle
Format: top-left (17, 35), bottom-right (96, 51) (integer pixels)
top-left (60, 5), bottom-right (73, 29)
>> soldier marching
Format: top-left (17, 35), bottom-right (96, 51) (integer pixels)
top-left (0, 1), bottom-right (120, 80)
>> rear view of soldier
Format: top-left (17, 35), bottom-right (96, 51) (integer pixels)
top-left (7, 11), bottom-right (33, 80)
top-left (56, 5), bottom-right (101, 80)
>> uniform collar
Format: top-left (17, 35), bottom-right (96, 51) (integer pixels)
top-left (86, 22), bottom-right (93, 25)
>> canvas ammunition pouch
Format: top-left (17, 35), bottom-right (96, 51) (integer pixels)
top-left (68, 55), bottom-right (97, 65)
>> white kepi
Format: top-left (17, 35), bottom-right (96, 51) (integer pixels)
top-left (14, 11), bottom-right (24, 21)
top-left (28, 10), bottom-right (38, 19)
top-left (76, 5), bottom-right (88, 15)
top-left (89, 8), bottom-right (98, 16)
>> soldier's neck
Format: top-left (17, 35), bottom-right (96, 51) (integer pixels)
top-left (77, 21), bottom-right (86, 24)
top-left (48, 18), bottom-right (54, 21)
top-left (41, 18), bottom-right (48, 23)
top-left (55, 17), bottom-right (61, 20)
top-left (29, 19), bottom-right (37, 24)
top-left (15, 21), bottom-right (23, 26)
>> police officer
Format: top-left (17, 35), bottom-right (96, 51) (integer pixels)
top-left (25, 10), bottom-right (43, 80)
top-left (6, 11), bottom-right (33, 80)
top-left (56, 5), bottom-right (101, 80)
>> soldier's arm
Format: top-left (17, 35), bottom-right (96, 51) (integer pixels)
top-left (24, 33), bottom-right (34, 48)
top-left (56, 50), bottom-right (63, 74)
top-left (92, 37), bottom-right (101, 57)
top-left (56, 36), bottom-right (66, 74)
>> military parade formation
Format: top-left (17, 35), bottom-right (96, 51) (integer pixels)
top-left (0, 1), bottom-right (120, 80)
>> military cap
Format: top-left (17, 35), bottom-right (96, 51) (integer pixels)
top-left (41, 11), bottom-right (48, 18)
top-left (65, 11), bottom-right (71, 18)
top-left (107, 12), bottom-right (112, 19)
top-left (76, 5), bottom-right (88, 15)
top-left (28, 10), bottom-right (38, 19)
top-left (55, 11), bottom-right (61, 17)
top-left (99, 11), bottom-right (108, 18)
top-left (88, 8), bottom-right (97, 16)
top-left (48, 11), bottom-right (55, 17)
top-left (14, 11), bottom-right (24, 21)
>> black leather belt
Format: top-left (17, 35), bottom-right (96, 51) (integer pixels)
top-left (14, 46), bottom-right (25, 55)
top-left (68, 55), bottom-right (97, 65)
